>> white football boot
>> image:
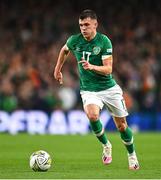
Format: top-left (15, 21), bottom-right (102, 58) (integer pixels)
top-left (102, 141), bottom-right (112, 165)
top-left (128, 152), bottom-right (140, 170)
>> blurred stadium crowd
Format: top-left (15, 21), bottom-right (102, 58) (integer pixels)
top-left (0, 0), bottom-right (161, 112)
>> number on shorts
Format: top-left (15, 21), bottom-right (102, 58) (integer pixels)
top-left (121, 99), bottom-right (127, 110)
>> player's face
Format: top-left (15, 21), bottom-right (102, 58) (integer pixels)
top-left (79, 17), bottom-right (98, 40)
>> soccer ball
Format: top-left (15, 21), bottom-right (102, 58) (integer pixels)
top-left (29, 150), bottom-right (52, 171)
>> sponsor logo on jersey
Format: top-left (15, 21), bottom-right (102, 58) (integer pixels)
top-left (93, 46), bottom-right (101, 55)
top-left (76, 47), bottom-right (81, 52)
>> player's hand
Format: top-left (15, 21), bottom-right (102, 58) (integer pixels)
top-left (54, 70), bottom-right (63, 84)
top-left (79, 58), bottom-right (94, 70)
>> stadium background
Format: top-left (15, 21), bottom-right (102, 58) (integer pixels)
top-left (0, 0), bottom-right (161, 133)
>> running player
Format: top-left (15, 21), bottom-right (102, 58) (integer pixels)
top-left (54, 9), bottom-right (139, 170)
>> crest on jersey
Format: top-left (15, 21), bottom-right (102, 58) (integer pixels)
top-left (93, 46), bottom-right (101, 55)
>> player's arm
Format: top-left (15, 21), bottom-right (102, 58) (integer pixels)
top-left (54, 44), bottom-right (70, 84)
top-left (79, 55), bottom-right (113, 76)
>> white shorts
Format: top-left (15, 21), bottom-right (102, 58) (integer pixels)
top-left (80, 84), bottom-right (128, 117)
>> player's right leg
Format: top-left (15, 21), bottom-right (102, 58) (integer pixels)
top-left (80, 91), bottom-right (112, 165)
top-left (84, 104), bottom-right (112, 165)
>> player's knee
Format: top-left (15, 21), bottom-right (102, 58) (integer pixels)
top-left (118, 123), bottom-right (127, 132)
top-left (87, 113), bottom-right (99, 121)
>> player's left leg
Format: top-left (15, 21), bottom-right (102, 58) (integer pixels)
top-left (113, 116), bottom-right (140, 170)
top-left (100, 84), bottom-right (139, 170)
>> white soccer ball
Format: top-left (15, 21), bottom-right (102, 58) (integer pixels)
top-left (29, 150), bottom-right (52, 171)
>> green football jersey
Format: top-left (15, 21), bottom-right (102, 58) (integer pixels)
top-left (66, 32), bottom-right (116, 91)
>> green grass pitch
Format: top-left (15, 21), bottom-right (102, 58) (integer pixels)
top-left (0, 132), bottom-right (160, 179)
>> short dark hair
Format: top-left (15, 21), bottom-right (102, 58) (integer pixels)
top-left (79, 9), bottom-right (97, 20)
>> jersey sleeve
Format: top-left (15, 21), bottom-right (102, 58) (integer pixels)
top-left (101, 35), bottom-right (113, 60)
top-left (66, 35), bottom-right (74, 50)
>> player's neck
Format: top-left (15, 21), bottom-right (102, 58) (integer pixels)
top-left (85, 31), bottom-right (97, 41)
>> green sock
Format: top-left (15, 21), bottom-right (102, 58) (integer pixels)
top-left (90, 120), bottom-right (107, 145)
top-left (120, 127), bottom-right (134, 154)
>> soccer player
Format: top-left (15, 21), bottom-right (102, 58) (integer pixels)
top-left (54, 9), bottom-right (139, 170)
